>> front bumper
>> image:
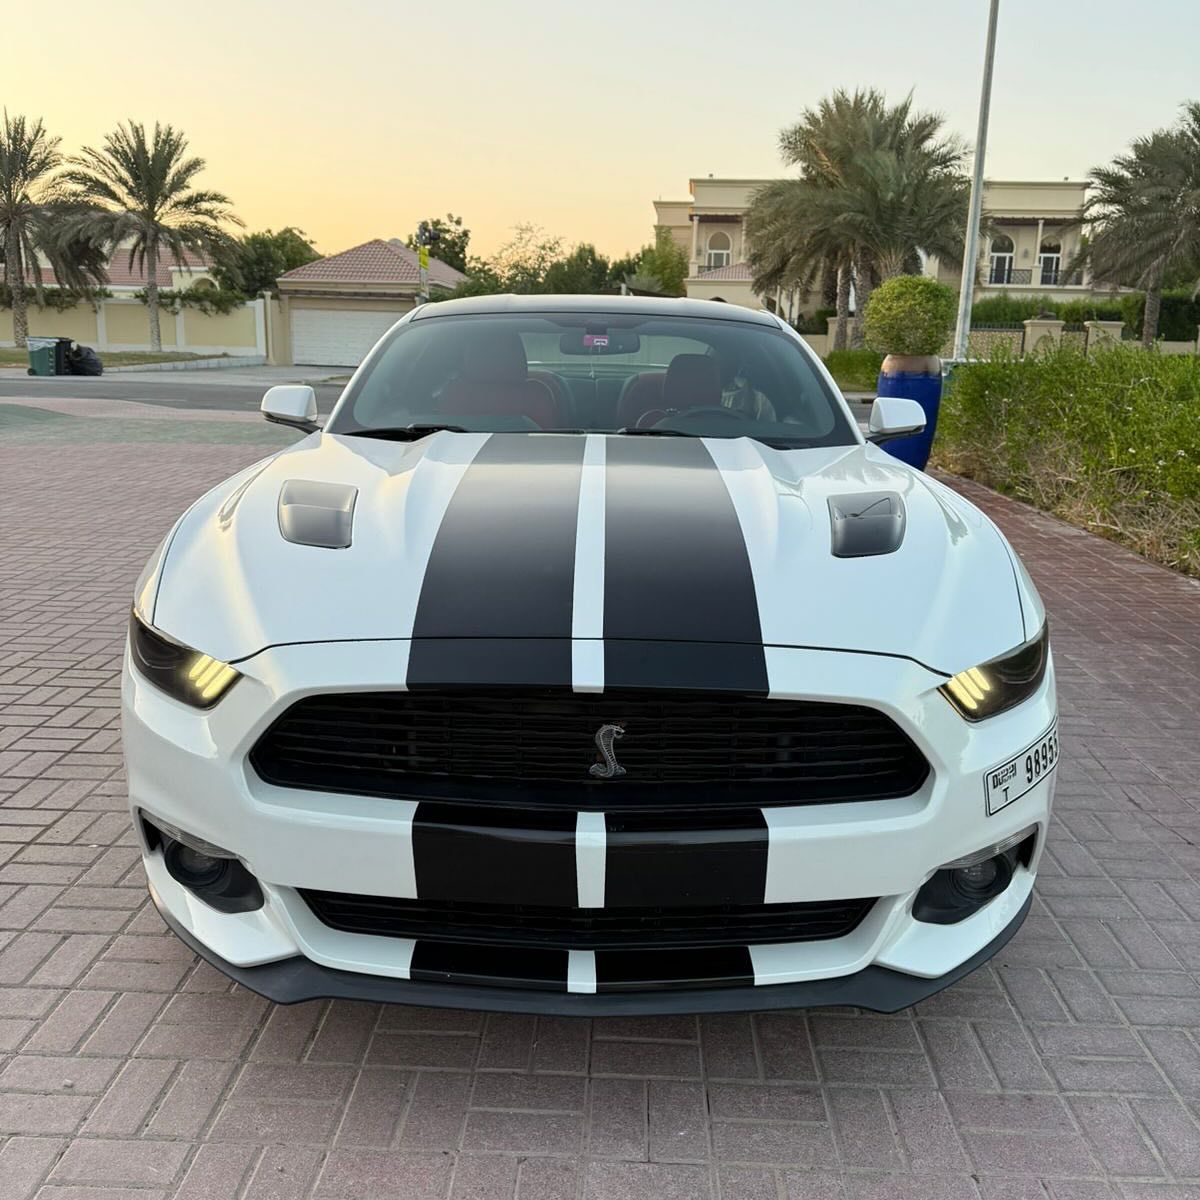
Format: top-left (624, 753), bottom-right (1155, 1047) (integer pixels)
top-left (123, 638), bottom-right (1057, 1013)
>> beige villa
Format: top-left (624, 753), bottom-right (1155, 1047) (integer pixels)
top-left (654, 176), bottom-right (1109, 314)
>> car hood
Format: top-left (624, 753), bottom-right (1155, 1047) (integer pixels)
top-left (152, 431), bottom-right (1031, 675)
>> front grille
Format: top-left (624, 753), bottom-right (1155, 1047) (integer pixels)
top-left (299, 891), bottom-right (877, 951)
top-left (250, 689), bottom-right (928, 809)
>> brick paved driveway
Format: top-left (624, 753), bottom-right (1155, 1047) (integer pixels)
top-left (2, 397), bottom-right (1199, 1200)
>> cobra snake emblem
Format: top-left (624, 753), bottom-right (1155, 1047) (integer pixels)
top-left (588, 723), bottom-right (627, 778)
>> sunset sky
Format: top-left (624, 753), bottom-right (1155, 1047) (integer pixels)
top-left (9, 0), bottom-right (1198, 261)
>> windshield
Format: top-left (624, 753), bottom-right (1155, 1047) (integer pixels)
top-left (326, 311), bottom-right (856, 448)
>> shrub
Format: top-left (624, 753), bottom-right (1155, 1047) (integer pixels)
top-left (934, 343), bottom-right (1200, 575)
top-left (1121, 290), bottom-right (1200, 342)
top-left (823, 349), bottom-right (884, 390)
top-left (0, 284), bottom-right (112, 311)
top-left (135, 285), bottom-right (247, 316)
top-left (969, 293), bottom-right (1126, 328)
top-left (864, 276), bottom-right (957, 356)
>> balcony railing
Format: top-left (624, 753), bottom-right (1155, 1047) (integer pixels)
top-left (985, 264), bottom-right (1086, 287)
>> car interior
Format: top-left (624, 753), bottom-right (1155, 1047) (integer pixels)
top-left (336, 314), bottom-right (853, 445)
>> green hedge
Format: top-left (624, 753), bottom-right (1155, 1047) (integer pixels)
top-left (970, 291), bottom-right (1200, 341)
top-left (823, 349), bottom-right (883, 391)
top-left (935, 344), bottom-right (1200, 575)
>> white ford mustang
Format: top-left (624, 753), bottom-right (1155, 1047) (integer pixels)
top-left (122, 296), bottom-right (1058, 1013)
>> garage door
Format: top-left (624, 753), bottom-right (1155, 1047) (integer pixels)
top-left (290, 308), bottom-right (408, 367)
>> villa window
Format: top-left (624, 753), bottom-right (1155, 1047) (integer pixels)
top-left (1038, 240), bottom-right (1062, 286)
top-left (705, 232), bottom-right (732, 270)
top-left (988, 234), bottom-right (1015, 284)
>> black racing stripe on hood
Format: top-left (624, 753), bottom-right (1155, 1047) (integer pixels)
top-left (603, 437), bottom-right (767, 692)
top-left (408, 434), bottom-right (586, 685)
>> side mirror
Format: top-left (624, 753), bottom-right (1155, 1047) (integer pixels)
top-left (262, 385), bottom-right (320, 433)
top-left (867, 396), bottom-right (926, 445)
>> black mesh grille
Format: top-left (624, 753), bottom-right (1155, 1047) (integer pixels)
top-left (298, 891), bottom-right (877, 951)
top-left (250, 689), bottom-right (928, 809)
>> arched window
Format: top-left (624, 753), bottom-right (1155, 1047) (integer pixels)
top-left (706, 231), bottom-right (732, 270)
top-left (989, 234), bottom-right (1014, 284)
top-left (1039, 239), bottom-right (1062, 286)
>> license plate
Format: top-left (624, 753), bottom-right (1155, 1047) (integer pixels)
top-left (984, 721), bottom-right (1059, 816)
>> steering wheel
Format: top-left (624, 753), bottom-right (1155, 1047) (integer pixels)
top-left (635, 406), bottom-right (751, 430)
top-left (671, 405), bottom-right (751, 422)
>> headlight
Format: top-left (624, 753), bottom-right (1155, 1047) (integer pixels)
top-left (939, 624), bottom-right (1049, 721)
top-left (128, 612), bottom-right (241, 708)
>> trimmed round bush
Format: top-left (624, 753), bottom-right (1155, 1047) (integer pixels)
top-left (864, 275), bottom-right (957, 357)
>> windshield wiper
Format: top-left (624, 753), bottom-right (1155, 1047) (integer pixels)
top-left (614, 427), bottom-right (704, 438)
top-left (344, 423), bottom-right (470, 441)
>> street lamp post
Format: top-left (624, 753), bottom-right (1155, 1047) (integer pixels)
top-left (953, 0), bottom-right (1001, 361)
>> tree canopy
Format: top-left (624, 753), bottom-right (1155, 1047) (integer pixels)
top-left (1079, 101), bottom-right (1200, 345)
top-left (212, 227), bottom-right (319, 295)
top-left (406, 213), bottom-right (470, 274)
top-left (63, 120), bottom-right (240, 350)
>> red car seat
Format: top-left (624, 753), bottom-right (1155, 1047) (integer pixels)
top-left (440, 331), bottom-right (561, 429)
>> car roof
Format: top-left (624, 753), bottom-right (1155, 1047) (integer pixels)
top-left (409, 293), bottom-right (780, 326)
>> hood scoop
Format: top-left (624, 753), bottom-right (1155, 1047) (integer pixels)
top-left (278, 480), bottom-right (358, 549)
top-left (828, 491), bottom-right (906, 558)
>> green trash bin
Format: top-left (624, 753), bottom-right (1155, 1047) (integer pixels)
top-left (27, 339), bottom-right (55, 376)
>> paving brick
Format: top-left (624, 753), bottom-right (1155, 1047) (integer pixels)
top-left (753, 1014), bottom-right (818, 1082)
top-left (243, 1146), bottom-right (324, 1200)
top-left (1129, 1097), bottom-right (1200, 1177)
top-left (649, 1080), bottom-right (710, 1161)
top-left (586, 1077), bottom-right (646, 1158)
top-left (888, 1089), bottom-right (970, 1171)
top-left (367, 1031), bottom-right (480, 1070)
top-left (315, 1150), bottom-right (453, 1199)
top-left (1068, 1096), bottom-right (1162, 1178)
top-left (333, 1066), bottom-right (411, 1147)
top-left (826, 1088), bottom-right (903, 1170)
top-left (49, 1138), bottom-right (189, 1186)
top-left (144, 1058), bottom-right (234, 1138)
top-left (450, 1155), bottom-right (519, 1200)
top-left (397, 1070), bottom-right (472, 1150)
top-left (174, 1143), bottom-right (257, 1200)
top-left (584, 1161), bottom-right (713, 1200)
top-left (81, 1057), bottom-right (176, 1135)
top-left (699, 1013), bottom-right (759, 1079)
top-left (0, 1135), bottom-right (65, 1200)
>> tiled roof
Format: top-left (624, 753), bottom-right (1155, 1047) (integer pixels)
top-left (694, 261), bottom-right (753, 281)
top-left (279, 239), bottom-right (468, 289)
top-left (38, 248), bottom-right (210, 288)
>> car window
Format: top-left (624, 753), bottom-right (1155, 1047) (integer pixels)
top-left (327, 312), bottom-right (855, 448)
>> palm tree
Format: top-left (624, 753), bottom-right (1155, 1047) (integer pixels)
top-left (1079, 102), bottom-right (1200, 347)
top-left (64, 121), bottom-right (240, 351)
top-left (0, 113), bottom-right (63, 347)
top-left (746, 89), bottom-right (968, 349)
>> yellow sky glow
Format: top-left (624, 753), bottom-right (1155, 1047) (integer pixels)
top-left (8, 0), bottom-right (1197, 263)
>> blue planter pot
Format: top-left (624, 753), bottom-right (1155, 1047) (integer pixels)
top-left (876, 355), bottom-right (942, 469)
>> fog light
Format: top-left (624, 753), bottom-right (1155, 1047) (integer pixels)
top-left (158, 836), bottom-right (265, 915)
top-left (952, 858), bottom-right (1002, 896)
top-left (165, 840), bottom-right (228, 889)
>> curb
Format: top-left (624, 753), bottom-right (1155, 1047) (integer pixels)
top-left (105, 355), bottom-right (267, 373)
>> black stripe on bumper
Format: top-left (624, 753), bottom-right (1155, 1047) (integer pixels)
top-left (411, 803), bottom-right (577, 907)
top-left (604, 810), bottom-right (768, 908)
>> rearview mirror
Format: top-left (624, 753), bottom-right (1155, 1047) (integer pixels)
top-left (867, 396), bottom-right (925, 445)
top-left (262, 385), bottom-right (320, 433)
top-left (558, 330), bottom-right (641, 356)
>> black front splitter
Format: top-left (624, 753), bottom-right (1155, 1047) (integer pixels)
top-left (154, 893), bottom-right (1030, 1016)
